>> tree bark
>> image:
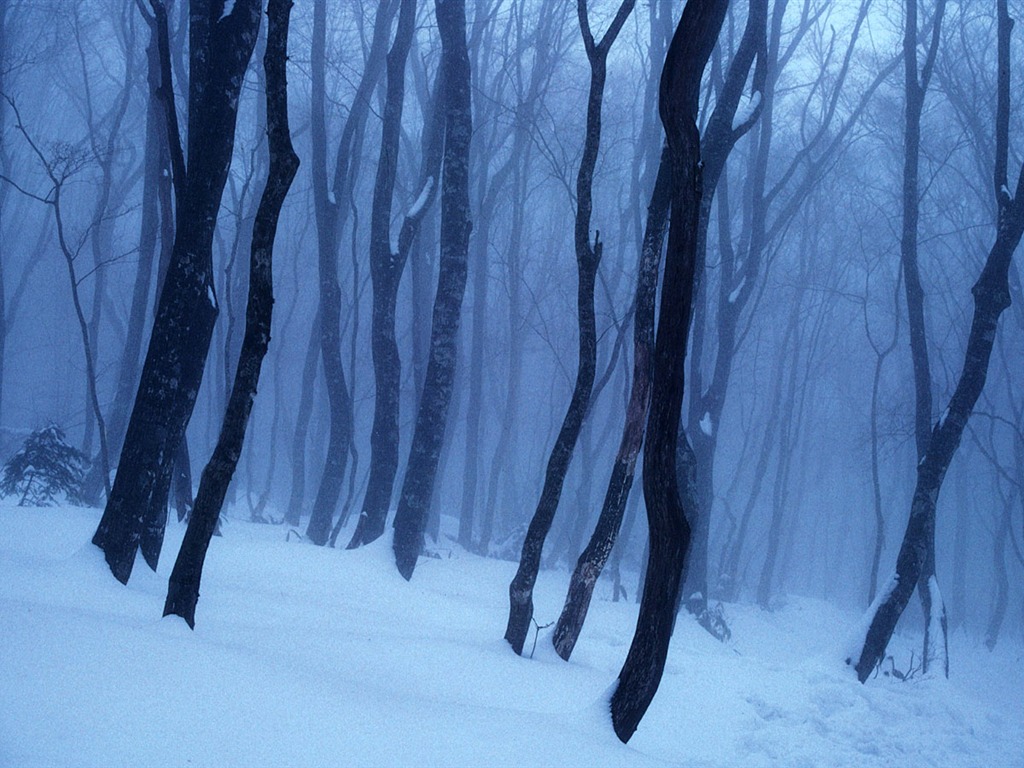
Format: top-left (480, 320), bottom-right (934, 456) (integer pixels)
top-left (551, 151), bottom-right (670, 661)
top-left (164, 0), bottom-right (298, 627)
top-left (391, 0), bottom-right (473, 580)
top-left (348, 0), bottom-right (446, 549)
top-left (92, 0), bottom-right (262, 584)
top-left (610, 0), bottom-right (726, 743)
top-left (504, 0), bottom-right (636, 656)
top-left (852, 0), bottom-right (1024, 681)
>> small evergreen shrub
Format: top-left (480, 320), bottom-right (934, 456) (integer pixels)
top-left (0, 424), bottom-right (87, 506)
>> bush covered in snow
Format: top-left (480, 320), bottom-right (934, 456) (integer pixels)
top-left (0, 424), bottom-right (87, 506)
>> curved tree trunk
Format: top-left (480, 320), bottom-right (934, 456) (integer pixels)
top-left (610, 0), bottom-right (726, 743)
top-left (852, 0), bottom-right (1024, 681)
top-left (164, 0), bottom-right (298, 627)
top-left (503, 0), bottom-right (636, 656)
top-left (551, 151), bottom-right (670, 661)
top-left (348, 0), bottom-right (446, 549)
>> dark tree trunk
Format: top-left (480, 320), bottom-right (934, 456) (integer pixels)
top-left (504, 0), bottom-right (636, 656)
top-left (550, 3), bottom-right (678, 660)
top-left (852, 0), bottom-right (1024, 681)
top-left (92, 0), bottom-right (262, 584)
top-left (391, 0), bottom-right (472, 580)
top-left (348, 0), bottom-right (446, 549)
top-left (610, 0), bottom-right (726, 743)
top-left (305, 0), bottom-right (397, 545)
top-left (870, 0), bottom-right (948, 672)
top-left (899, 0), bottom-right (947, 676)
top-left (551, 151), bottom-right (670, 661)
top-left (164, 0), bottom-right (298, 628)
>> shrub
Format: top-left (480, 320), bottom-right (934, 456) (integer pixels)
top-left (0, 424), bottom-right (87, 506)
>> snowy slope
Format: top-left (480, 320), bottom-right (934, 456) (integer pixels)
top-left (1, 503), bottom-right (1020, 768)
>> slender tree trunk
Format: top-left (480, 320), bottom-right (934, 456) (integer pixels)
top-left (164, 0), bottom-right (297, 627)
top-left (504, 0), bottom-right (636, 656)
top-left (852, 0), bottom-right (1023, 681)
top-left (348, 0), bottom-right (446, 548)
top-left (82, 25), bottom-right (168, 506)
top-left (305, 0), bottom-right (397, 545)
top-left (894, 0), bottom-right (947, 672)
top-left (551, 151), bottom-right (670, 660)
top-left (610, 0), bottom-right (726, 743)
top-left (286, 316), bottom-right (320, 527)
top-left (984, 493), bottom-right (1012, 650)
top-left (678, 0), bottom-right (767, 623)
top-left (391, 0), bottom-right (473, 580)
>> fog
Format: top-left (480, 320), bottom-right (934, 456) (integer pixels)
top-left (1, 0), bottom-right (1022, 672)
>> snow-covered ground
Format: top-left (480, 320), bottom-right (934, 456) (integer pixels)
top-left (1, 502), bottom-right (1021, 768)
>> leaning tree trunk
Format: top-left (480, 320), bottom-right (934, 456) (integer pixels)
top-left (851, 0), bottom-right (1024, 682)
top-left (92, 0), bottom-right (262, 584)
top-left (610, 0), bottom-right (726, 743)
top-left (503, 0), bottom-right (636, 657)
top-left (549, 3), bottom-right (676, 661)
top-left (391, 0), bottom-right (472, 580)
top-left (897, 0), bottom-right (948, 674)
top-left (551, 150), bottom-right (670, 661)
top-left (164, 0), bottom-right (298, 628)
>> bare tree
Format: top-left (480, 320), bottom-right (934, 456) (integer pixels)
top-left (851, 0), bottom-right (1024, 682)
top-left (1, 98), bottom-right (113, 502)
top-left (304, 0), bottom-right (397, 545)
top-left (348, 0), bottom-right (445, 549)
top-left (504, 0), bottom-right (636, 656)
top-left (610, 0), bottom-right (726, 743)
top-left (391, 0), bottom-right (472, 580)
top-left (91, 0), bottom-right (263, 584)
top-left (164, 0), bottom-right (298, 627)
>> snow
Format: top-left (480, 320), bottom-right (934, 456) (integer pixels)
top-left (1, 503), bottom-right (1021, 768)
top-left (407, 177), bottom-right (435, 219)
top-left (728, 277), bottom-right (746, 304)
top-left (732, 91), bottom-right (762, 131)
top-left (700, 411), bottom-right (714, 437)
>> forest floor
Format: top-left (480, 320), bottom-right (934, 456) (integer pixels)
top-left (0, 502), bottom-right (1021, 767)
